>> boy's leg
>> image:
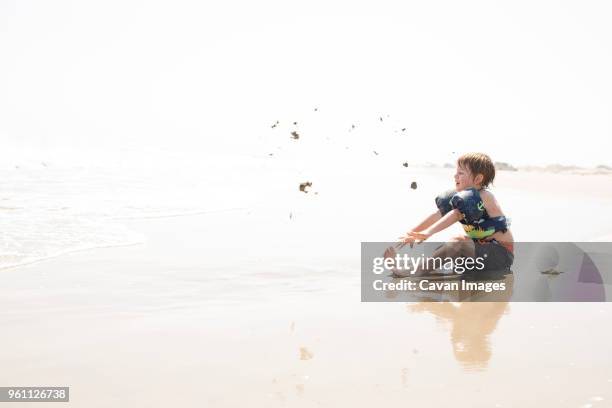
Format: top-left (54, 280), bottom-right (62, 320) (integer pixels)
top-left (413, 238), bottom-right (476, 276)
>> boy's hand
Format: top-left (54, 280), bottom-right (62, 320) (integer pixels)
top-left (409, 231), bottom-right (432, 242)
top-left (396, 231), bottom-right (431, 249)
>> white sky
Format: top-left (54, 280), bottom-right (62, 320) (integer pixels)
top-left (1, 0), bottom-right (611, 166)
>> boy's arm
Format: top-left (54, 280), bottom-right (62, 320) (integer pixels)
top-left (399, 209), bottom-right (461, 246)
top-left (410, 211), bottom-right (442, 232)
top-left (422, 209), bottom-right (462, 236)
top-left (480, 190), bottom-right (503, 217)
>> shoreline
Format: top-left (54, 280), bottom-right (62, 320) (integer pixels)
top-left (4, 167), bottom-right (612, 273)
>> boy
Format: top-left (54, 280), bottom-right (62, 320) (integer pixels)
top-left (387, 152), bottom-right (514, 277)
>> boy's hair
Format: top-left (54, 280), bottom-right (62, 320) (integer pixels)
top-left (457, 152), bottom-right (495, 188)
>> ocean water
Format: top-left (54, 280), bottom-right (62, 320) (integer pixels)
top-left (0, 149), bottom-right (265, 270)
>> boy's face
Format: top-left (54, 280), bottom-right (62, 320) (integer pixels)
top-left (454, 164), bottom-right (479, 191)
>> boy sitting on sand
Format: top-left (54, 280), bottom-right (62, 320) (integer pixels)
top-left (386, 152), bottom-right (514, 277)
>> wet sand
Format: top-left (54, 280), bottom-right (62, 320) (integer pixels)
top-left (2, 170), bottom-right (612, 407)
top-left (2, 213), bottom-right (612, 407)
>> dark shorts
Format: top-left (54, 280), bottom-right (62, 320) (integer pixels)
top-left (474, 239), bottom-right (514, 272)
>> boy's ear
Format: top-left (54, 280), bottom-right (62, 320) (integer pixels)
top-left (474, 173), bottom-right (484, 186)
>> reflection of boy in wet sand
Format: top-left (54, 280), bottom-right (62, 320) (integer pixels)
top-left (409, 301), bottom-right (509, 369)
top-left (386, 153), bottom-right (514, 277)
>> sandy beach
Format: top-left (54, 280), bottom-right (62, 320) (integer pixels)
top-left (4, 0), bottom-right (612, 405)
top-left (2, 166), bottom-right (612, 407)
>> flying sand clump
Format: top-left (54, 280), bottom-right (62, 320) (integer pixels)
top-left (299, 347), bottom-right (314, 360)
top-left (268, 110), bottom-right (415, 208)
top-left (299, 182), bottom-right (312, 193)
